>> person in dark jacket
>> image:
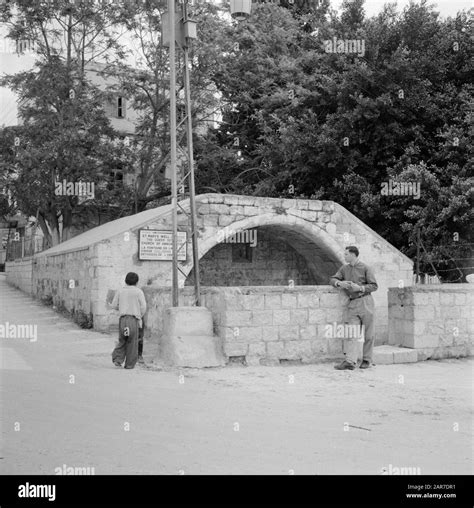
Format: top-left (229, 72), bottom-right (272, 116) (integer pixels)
top-left (330, 246), bottom-right (378, 370)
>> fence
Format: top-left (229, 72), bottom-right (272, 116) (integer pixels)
top-left (5, 235), bottom-right (49, 261)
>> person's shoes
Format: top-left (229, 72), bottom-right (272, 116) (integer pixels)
top-left (124, 366), bottom-right (135, 369)
top-left (334, 361), bottom-right (356, 370)
top-left (359, 360), bottom-right (371, 369)
top-left (113, 362), bottom-right (122, 368)
top-left (138, 355), bottom-right (144, 364)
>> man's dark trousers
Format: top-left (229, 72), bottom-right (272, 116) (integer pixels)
top-left (112, 315), bottom-right (139, 368)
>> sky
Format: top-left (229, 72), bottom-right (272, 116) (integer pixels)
top-left (1, 0), bottom-right (472, 126)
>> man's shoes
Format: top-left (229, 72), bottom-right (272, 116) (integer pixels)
top-left (359, 360), bottom-right (371, 369)
top-left (334, 361), bottom-right (356, 370)
top-left (113, 362), bottom-right (122, 368)
top-left (138, 355), bottom-right (144, 364)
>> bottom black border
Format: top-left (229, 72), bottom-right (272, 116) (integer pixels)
top-left (0, 475), bottom-right (472, 505)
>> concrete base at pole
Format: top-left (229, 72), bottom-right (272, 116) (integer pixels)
top-left (159, 306), bottom-right (226, 368)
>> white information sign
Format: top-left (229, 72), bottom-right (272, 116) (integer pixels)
top-left (139, 230), bottom-right (187, 261)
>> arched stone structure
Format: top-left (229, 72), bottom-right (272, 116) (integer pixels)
top-left (18, 193), bottom-right (413, 345)
top-left (184, 214), bottom-right (344, 286)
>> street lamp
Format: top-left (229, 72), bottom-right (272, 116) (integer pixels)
top-left (229, 0), bottom-right (252, 20)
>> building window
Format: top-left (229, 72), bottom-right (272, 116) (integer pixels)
top-left (232, 243), bottom-right (253, 263)
top-left (107, 171), bottom-right (123, 190)
top-left (117, 97), bottom-right (125, 118)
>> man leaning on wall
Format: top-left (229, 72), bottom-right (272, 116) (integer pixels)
top-left (330, 246), bottom-right (378, 370)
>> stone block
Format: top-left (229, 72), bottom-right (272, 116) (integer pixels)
top-left (319, 293), bottom-right (340, 307)
top-left (265, 294), bottom-right (282, 310)
top-left (222, 195), bottom-right (240, 206)
top-left (283, 340), bottom-right (312, 359)
top-left (413, 305), bottom-right (436, 320)
top-left (224, 310), bottom-right (252, 327)
top-left (164, 306), bottom-right (213, 336)
top-left (289, 209), bottom-right (305, 219)
top-left (393, 348), bottom-right (418, 363)
top-left (228, 205), bottom-right (245, 216)
top-left (243, 206), bottom-right (259, 216)
top-left (251, 310), bottom-right (273, 326)
top-left (281, 198), bottom-right (296, 209)
top-left (238, 326), bottom-right (262, 343)
top-left (210, 204), bottom-right (230, 215)
top-left (159, 307), bottom-right (225, 368)
top-left (241, 295), bottom-right (265, 310)
top-left (266, 341), bottom-right (285, 358)
top-left (218, 215), bottom-right (234, 227)
top-left (237, 196), bottom-right (256, 206)
top-left (322, 201), bottom-right (335, 212)
top-left (278, 325), bottom-right (299, 341)
top-left (224, 341), bottom-right (249, 357)
top-left (295, 200), bottom-right (309, 210)
top-left (445, 345), bottom-right (470, 358)
top-left (203, 215), bottom-right (218, 226)
top-left (297, 293), bottom-right (319, 308)
top-left (413, 321), bottom-right (428, 336)
top-left (454, 293), bottom-right (466, 305)
top-left (301, 210), bottom-right (317, 222)
top-left (262, 327), bottom-right (279, 342)
top-left (281, 294), bottom-right (297, 308)
top-left (273, 309), bottom-right (291, 326)
top-left (308, 308), bottom-right (327, 324)
top-left (439, 293), bottom-right (454, 306)
top-left (207, 195), bottom-right (225, 204)
top-left (373, 345), bottom-right (395, 364)
top-left (217, 326), bottom-right (235, 341)
top-left (299, 325), bottom-right (317, 341)
top-left (308, 201), bottom-right (323, 211)
top-left (248, 342), bottom-right (266, 356)
top-left (290, 309), bottom-right (308, 325)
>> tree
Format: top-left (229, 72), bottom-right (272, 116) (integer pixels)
top-left (108, 1), bottom-right (231, 212)
top-left (194, 0), bottom-right (473, 279)
top-left (0, 0), bottom-right (132, 245)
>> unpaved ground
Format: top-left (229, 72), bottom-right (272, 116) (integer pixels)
top-left (1, 275), bottom-right (472, 475)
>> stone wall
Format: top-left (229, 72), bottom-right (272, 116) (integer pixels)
top-left (143, 285), bottom-right (351, 366)
top-left (388, 285), bottom-right (474, 359)
top-left (5, 258), bottom-right (34, 295)
top-left (187, 229), bottom-right (317, 286)
top-left (33, 247), bottom-right (97, 324)
top-left (6, 194), bottom-right (414, 339)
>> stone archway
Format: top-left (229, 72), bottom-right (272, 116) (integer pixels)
top-left (183, 213), bottom-right (344, 287)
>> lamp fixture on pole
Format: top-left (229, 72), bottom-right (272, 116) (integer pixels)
top-left (229, 0), bottom-right (252, 20)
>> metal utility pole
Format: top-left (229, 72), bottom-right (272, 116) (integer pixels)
top-left (181, 0), bottom-right (201, 305)
top-left (416, 226), bottom-right (420, 284)
top-left (164, 0), bottom-right (200, 306)
top-left (168, 0), bottom-right (179, 307)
